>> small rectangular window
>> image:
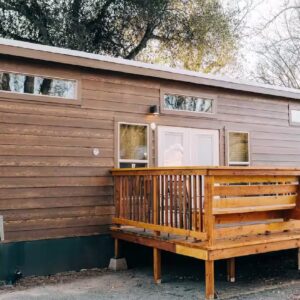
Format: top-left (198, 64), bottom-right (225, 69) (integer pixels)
top-left (0, 71), bottom-right (76, 99)
top-left (118, 123), bottom-right (149, 168)
top-left (290, 110), bottom-right (300, 124)
top-left (228, 131), bottom-right (250, 166)
top-left (163, 93), bottom-right (214, 114)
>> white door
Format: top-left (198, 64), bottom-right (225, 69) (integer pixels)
top-left (158, 126), bottom-right (219, 166)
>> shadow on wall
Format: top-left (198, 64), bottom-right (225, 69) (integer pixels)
top-left (0, 235), bottom-right (114, 284)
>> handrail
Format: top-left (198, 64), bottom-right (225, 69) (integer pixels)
top-left (112, 166), bottom-right (300, 174)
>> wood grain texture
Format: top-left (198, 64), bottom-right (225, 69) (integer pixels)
top-left (0, 59), bottom-right (117, 242)
top-left (2, 53), bottom-right (300, 244)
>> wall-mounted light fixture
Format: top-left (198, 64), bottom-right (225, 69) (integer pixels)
top-left (149, 105), bottom-right (159, 115)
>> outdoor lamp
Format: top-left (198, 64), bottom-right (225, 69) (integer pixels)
top-left (149, 105), bottom-right (159, 115)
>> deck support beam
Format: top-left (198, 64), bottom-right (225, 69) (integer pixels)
top-left (227, 258), bottom-right (236, 282)
top-left (205, 260), bottom-right (215, 300)
top-left (153, 248), bottom-right (161, 284)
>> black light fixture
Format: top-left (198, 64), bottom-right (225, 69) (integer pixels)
top-left (150, 105), bottom-right (159, 115)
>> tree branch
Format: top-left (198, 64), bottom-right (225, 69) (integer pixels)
top-left (125, 25), bottom-right (156, 59)
top-left (262, 5), bottom-right (300, 30)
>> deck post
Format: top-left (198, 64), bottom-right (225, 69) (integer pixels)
top-left (153, 248), bottom-right (161, 284)
top-left (108, 238), bottom-right (127, 271)
top-left (205, 260), bottom-right (215, 300)
top-left (204, 176), bottom-right (215, 246)
top-left (153, 175), bottom-right (160, 236)
top-left (298, 248), bottom-right (300, 271)
top-left (227, 258), bottom-right (236, 282)
top-left (114, 238), bottom-right (121, 259)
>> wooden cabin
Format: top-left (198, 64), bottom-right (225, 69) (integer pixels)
top-left (0, 38), bottom-right (300, 298)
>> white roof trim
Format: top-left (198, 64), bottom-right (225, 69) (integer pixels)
top-left (1, 37), bottom-right (300, 99)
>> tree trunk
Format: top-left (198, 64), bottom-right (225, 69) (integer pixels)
top-left (40, 78), bottom-right (52, 95)
top-left (0, 73), bottom-right (11, 91)
top-left (24, 76), bottom-right (35, 94)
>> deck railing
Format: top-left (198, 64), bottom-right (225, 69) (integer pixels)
top-left (112, 167), bottom-right (300, 244)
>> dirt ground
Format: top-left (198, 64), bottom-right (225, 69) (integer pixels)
top-left (0, 251), bottom-right (299, 300)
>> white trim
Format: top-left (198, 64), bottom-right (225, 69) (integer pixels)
top-left (1, 38), bottom-right (300, 99)
top-left (0, 69), bottom-right (78, 100)
top-left (119, 159), bottom-right (148, 163)
top-left (290, 109), bottom-right (300, 125)
top-left (227, 131), bottom-right (250, 166)
top-left (161, 91), bottom-right (216, 116)
top-left (117, 122), bottom-right (149, 168)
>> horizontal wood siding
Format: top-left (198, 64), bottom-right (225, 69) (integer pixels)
top-left (0, 58), bottom-right (116, 242)
top-left (1, 55), bottom-right (300, 242)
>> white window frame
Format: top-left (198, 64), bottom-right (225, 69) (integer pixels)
top-left (118, 122), bottom-right (149, 168)
top-left (289, 108), bottom-right (300, 126)
top-left (160, 88), bottom-right (217, 118)
top-left (227, 131), bottom-right (250, 166)
top-left (0, 69), bottom-right (79, 102)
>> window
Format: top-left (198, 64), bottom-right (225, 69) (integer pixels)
top-left (228, 131), bottom-right (250, 166)
top-left (118, 123), bottom-right (149, 168)
top-left (290, 109), bottom-right (300, 124)
top-left (163, 93), bottom-right (214, 114)
top-left (0, 71), bottom-right (76, 99)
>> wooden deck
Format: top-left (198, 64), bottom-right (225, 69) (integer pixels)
top-left (111, 167), bottom-right (300, 300)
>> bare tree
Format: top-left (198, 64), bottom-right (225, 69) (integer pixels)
top-left (255, 0), bottom-right (300, 88)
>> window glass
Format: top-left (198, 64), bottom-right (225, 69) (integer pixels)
top-left (164, 94), bottom-right (213, 113)
top-left (119, 123), bottom-right (148, 168)
top-left (228, 132), bottom-right (249, 165)
top-left (291, 110), bottom-right (300, 123)
top-left (0, 72), bottom-right (76, 99)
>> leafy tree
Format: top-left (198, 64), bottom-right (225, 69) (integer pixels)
top-left (0, 0), bottom-right (240, 72)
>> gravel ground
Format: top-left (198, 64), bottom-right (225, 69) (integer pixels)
top-left (0, 251), bottom-right (299, 300)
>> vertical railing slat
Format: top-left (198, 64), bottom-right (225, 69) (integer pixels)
top-left (161, 175), bottom-right (164, 225)
top-left (193, 175), bottom-right (197, 231)
top-left (188, 175), bottom-right (192, 230)
top-left (165, 175), bottom-right (168, 226)
top-left (153, 175), bottom-right (160, 235)
top-left (170, 175), bottom-right (174, 227)
top-left (199, 175), bottom-right (203, 232)
top-left (204, 175), bottom-right (215, 246)
top-left (174, 175), bottom-right (178, 228)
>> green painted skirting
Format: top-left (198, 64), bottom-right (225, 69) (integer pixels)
top-left (0, 234), bottom-right (113, 283)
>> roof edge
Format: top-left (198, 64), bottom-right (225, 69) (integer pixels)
top-left (0, 38), bottom-right (300, 100)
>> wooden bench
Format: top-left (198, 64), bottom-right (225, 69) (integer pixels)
top-left (111, 167), bottom-right (300, 300)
